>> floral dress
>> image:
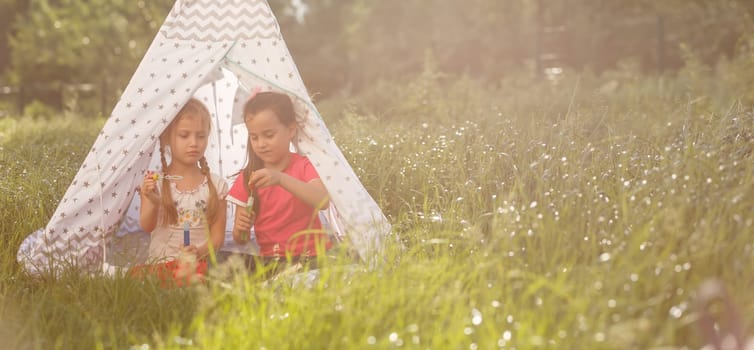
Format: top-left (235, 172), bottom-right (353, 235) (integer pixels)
top-left (147, 173), bottom-right (228, 261)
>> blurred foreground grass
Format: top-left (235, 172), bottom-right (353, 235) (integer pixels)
top-left (1, 66), bottom-right (753, 349)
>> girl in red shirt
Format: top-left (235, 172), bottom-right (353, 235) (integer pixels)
top-left (228, 91), bottom-right (331, 270)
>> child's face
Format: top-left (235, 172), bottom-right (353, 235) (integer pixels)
top-left (166, 114), bottom-right (209, 167)
top-left (245, 109), bottom-right (296, 169)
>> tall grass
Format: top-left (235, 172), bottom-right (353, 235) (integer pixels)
top-left (1, 65), bottom-right (753, 348)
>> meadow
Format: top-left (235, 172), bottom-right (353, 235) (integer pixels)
top-left (1, 62), bottom-right (753, 349)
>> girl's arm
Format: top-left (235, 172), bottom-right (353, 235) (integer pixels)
top-left (279, 175), bottom-right (330, 209)
top-left (139, 174), bottom-right (160, 233)
top-left (251, 169), bottom-right (329, 209)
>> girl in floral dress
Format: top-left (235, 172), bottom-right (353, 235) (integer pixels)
top-left (133, 98), bottom-right (228, 285)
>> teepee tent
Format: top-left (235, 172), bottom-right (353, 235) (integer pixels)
top-left (17, 0), bottom-right (390, 274)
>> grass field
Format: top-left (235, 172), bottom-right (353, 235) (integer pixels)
top-left (1, 66), bottom-right (753, 349)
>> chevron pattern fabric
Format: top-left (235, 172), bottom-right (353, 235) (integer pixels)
top-left (162, 0), bottom-right (281, 41)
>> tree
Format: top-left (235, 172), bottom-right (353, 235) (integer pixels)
top-left (5, 0), bottom-right (754, 108)
top-left (7, 0), bottom-right (172, 112)
top-left (0, 0), bottom-right (30, 82)
top-left (290, 0), bottom-right (535, 94)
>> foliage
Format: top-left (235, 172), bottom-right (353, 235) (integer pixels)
top-left (290, 0), bottom-right (754, 94)
top-left (0, 0), bottom-right (27, 80)
top-left (5, 0), bottom-right (172, 112)
top-left (712, 32), bottom-right (754, 106)
top-left (1, 65), bottom-right (753, 348)
top-left (3, 0), bottom-right (754, 107)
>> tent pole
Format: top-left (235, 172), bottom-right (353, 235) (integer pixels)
top-left (95, 161), bottom-right (108, 274)
top-left (211, 79), bottom-right (224, 177)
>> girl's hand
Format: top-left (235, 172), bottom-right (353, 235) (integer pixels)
top-left (248, 169), bottom-right (281, 188)
top-left (232, 208), bottom-right (255, 244)
top-left (181, 244), bottom-right (199, 257)
top-left (140, 171), bottom-right (160, 204)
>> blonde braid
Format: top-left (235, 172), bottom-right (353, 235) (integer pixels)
top-left (160, 145), bottom-right (178, 225)
top-left (199, 156), bottom-right (219, 226)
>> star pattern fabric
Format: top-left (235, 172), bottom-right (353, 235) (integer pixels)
top-left (17, 0), bottom-right (390, 274)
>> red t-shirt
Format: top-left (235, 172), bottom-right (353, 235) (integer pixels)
top-left (228, 153), bottom-right (331, 256)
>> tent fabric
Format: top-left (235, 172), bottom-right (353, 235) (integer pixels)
top-left (17, 0), bottom-right (390, 274)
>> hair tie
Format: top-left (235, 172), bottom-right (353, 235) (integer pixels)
top-left (248, 86), bottom-right (262, 101)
